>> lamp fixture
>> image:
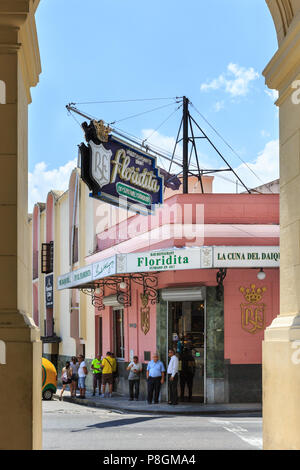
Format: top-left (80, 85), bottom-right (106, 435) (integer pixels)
top-left (119, 281), bottom-right (127, 290)
top-left (257, 268), bottom-right (266, 281)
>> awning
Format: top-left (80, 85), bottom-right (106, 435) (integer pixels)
top-left (57, 245), bottom-right (280, 291)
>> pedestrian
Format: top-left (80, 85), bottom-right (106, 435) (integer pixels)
top-left (77, 354), bottom-right (88, 399)
top-left (179, 348), bottom-right (195, 402)
top-left (127, 356), bottom-right (142, 401)
top-left (70, 356), bottom-right (79, 398)
top-left (59, 361), bottom-right (73, 401)
top-left (100, 352), bottom-right (114, 398)
top-left (167, 348), bottom-right (179, 405)
top-left (91, 353), bottom-right (102, 396)
top-left (146, 353), bottom-right (165, 404)
top-left (110, 352), bottom-right (118, 392)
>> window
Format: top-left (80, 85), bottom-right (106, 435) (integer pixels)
top-left (72, 226), bottom-right (79, 264)
top-left (41, 241), bottom-right (54, 274)
top-left (114, 308), bottom-right (125, 359)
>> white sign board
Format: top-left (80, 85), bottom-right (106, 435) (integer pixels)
top-left (93, 256), bottom-right (116, 280)
top-left (213, 246), bottom-right (280, 268)
top-left (72, 266), bottom-right (93, 287)
top-left (124, 248), bottom-right (201, 273)
top-left (57, 246), bottom-right (280, 290)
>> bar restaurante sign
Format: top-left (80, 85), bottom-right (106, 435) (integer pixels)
top-left (79, 120), bottom-right (164, 214)
top-left (124, 248), bottom-right (201, 273)
top-left (57, 246), bottom-right (280, 291)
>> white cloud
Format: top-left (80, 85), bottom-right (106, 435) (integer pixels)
top-left (213, 139), bottom-right (279, 193)
top-left (201, 63), bottom-right (259, 98)
top-left (141, 129), bottom-right (179, 154)
top-left (28, 158), bottom-right (77, 211)
top-left (265, 89), bottom-right (279, 101)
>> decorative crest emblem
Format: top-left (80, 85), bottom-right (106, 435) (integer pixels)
top-left (239, 284), bottom-right (267, 334)
top-left (89, 141), bottom-right (112, 189)
top-left (140, 293), bottom-right (150, 335)
top-left (92, 120), bottom-right (111, 143)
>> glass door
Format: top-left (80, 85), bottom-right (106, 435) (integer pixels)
top-left (169, 300), bottom-right (205, 402)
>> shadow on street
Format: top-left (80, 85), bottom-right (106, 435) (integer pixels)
top-left (71, 415), bottom-right (173, 432)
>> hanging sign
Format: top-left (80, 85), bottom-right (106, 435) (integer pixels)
top-left (79, 120), bottom-right (164, 215)
top-left (45, 274), bottom-right (54, 308)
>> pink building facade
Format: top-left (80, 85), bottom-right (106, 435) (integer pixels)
top-left (79, 192), bottom-right (279, 403)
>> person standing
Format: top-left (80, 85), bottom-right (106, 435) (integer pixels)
top-left (127, 356), bottom-right (142, 401)
top-left (146, 353), bottom-right (165, 404)
top-left (91, 353), bottom-right (102, 396)
top-left (167, 349), bottom-right (179, 405)
top-left (59, 361), bottom-right (73, 401)
top-left (70, 356), bottom-right (79, 398)
top-left (100, 352), bottom-right (114, 398)
top-left (180, 348), bottom-right (195, 402)
top-left (110, 352), bottom-right (118, 392)
top-left (77, 354), bottom-right (88, 399)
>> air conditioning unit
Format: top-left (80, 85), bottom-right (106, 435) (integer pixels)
top-left (161, 287), bottom-right (206, 302)
top-left (103, 295), bottom-right (123, 308)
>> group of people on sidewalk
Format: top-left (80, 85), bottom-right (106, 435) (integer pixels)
top-left (59, 348), bottom-right (195, 405)
top-left (59, 352), bottom-right (117, 401)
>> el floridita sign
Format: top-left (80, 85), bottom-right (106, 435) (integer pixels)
top-left (79, 120), bottom-right (164, 214)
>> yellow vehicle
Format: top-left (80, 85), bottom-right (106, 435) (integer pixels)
top-left (42, 357), bottom-right (57, 400)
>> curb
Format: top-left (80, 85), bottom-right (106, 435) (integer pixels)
top-left (54, 394), bottom-right (262, 416)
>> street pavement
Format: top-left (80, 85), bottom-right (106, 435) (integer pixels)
top-left (43, 396), bottom-right (262, 450)
top-left (54, 387), bottom-right (262, 416)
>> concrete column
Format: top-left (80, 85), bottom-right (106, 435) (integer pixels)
top-left (264, 2), bottom-right (300, 450)
top-left (0, 0), bottom-right (42, 449)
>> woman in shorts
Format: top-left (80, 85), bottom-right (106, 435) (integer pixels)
top-left (59, 361), bottom-right (73, 401)
top-left (70, 356), bottom-right (79, 398)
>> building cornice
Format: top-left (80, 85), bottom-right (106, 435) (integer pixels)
top-left (0, 0), bottom-right (41, 103)
top-left (266, 0), bottom-right (294, 45)
top-left (263, 9), bottom-right (300, 105)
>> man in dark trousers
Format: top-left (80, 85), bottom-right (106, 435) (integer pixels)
top-left (146, 353), bottom-right (165, 404)
top-left (180, 348), bottom-right (195, 401)
top-left (167, 349), bottom-right (179, 405)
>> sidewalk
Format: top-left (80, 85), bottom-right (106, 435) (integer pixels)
top-left (54, 388), bottom-right (262, 416)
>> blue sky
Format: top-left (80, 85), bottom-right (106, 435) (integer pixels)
top-left (28, 0), bottom-right (279, 210)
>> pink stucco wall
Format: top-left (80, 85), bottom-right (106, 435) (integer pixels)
top-left (46, 193), bottom-right (54, 243)
top-left (91, 192), bottom-right (279, 366)
top-left (223, 268), bottom-right (279, 364)
top-left (95, 282), bottom-right (157, 362)
top-left (94, 266), bottom-right (279, 365)
top-left (95, 194), bottom-right (279, 254)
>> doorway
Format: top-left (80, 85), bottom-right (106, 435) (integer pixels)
top-left (168, 300), bottom-right (206, 403)
top-left (113, 308), bottom-right (125, 359)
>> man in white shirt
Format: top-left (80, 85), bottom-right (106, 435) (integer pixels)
top-left (167, 349), bottom-right (179, 405)
top-left (77, 354), bottom-right (88, 399)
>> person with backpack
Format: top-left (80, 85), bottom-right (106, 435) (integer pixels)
top-left (100, 352), bottom-right (114, 398)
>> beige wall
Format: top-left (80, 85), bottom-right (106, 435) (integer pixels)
top-left (0, 0), bottom-right (42, 450)
top-left (263, 0), bottom-right (300, 450)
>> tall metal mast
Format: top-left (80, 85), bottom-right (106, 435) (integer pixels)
top-left (182, 96), bottom-right (189, 194)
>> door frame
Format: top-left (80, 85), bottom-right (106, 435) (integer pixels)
top-left (166, 299), bottom-right (207, 404)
